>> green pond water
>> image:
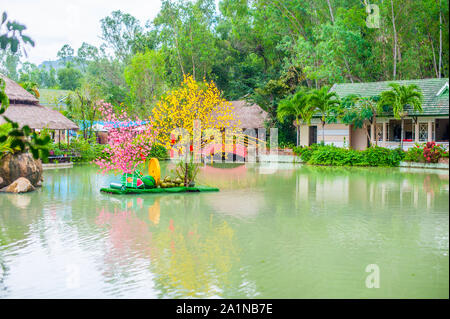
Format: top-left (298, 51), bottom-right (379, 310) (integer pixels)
top-left (0, 163), bottom-right (448, 298)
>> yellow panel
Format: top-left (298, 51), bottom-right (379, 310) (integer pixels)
top-left (148, 158), bottom-right (161, 185)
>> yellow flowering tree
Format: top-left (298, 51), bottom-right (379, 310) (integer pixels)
top-left (150, 75), bottom-right (236, 149)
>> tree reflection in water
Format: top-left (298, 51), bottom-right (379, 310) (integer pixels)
top-left (95, 195), bottom-right (240, 298)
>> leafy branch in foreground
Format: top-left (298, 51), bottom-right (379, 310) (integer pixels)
top-left (0, 13), bottom-right (49, 161)
top-left (0, 11), bottom-right (34, 55)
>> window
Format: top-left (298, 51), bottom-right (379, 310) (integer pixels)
top-left (435, 119), bottom-right (449, 142)
top-left (419, 123), bottom-right (428, 141)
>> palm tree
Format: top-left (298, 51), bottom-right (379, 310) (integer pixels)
top-left (277, 90), bottom-right (315, 146)
top-left (379, 83), bottom-right (423, 149)
top-left (307, 86), bottom-right (340, 144)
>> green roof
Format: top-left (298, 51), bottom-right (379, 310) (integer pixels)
top-left (330, 78), bottom-right (449, 116)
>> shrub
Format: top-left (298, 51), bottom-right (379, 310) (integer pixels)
top-left (364, 146), bottom-right (404, 166)
top-left (405, 144), bottom-right (425, 162)
top-left (0, 123), bottom-right (13, 159)
top-left (423, 141), bottom-right (441, 163)
top-left (293, 144), bottom-right (320, 162)
top-left (279, 141), bottom-right (296, 149)
top-left (149, 144), bottom-right (169, 160)
top-left (294, 144), bottom-right (405, 167)
top-left (47, 136), bottom-right (106, 162)
top-left (404, 142), bottom-right (448, 163)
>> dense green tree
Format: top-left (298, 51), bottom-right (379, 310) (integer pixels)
top-left (124, 50), bottom-right (167, 116)
top-left (277, 89), bottom-right (315, 146)
top-left (100, 10), bottom-right (143, 61)
top-left (76, 42), bottom-right (98, 71)
top-left (84, 57), bottom-right (128, 107)
top-left (66, 82), bottom-right (101, 139)
top-left (0, 50), bottom-right (20, 80)
top-left (57, 44), bottom-right (74, 66)
top-left (57, 65), bottom-right (82, 90)
top-left (18, 63), bottom-right (57, 88)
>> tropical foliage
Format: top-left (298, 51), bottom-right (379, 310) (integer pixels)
top-left (293, 144), bottom-right (405, 167)
top-left (0, 14), bottom-right (49, 161)
top-left (307, 86), bottom-right (340, 142)
top-left (277, 89), bottom-right (314, 146)
top-left (0, 0), bottom-right (446, 145)
top-left (379, 83), bottom-right (423, 147)
top-left (47, 136), bottom-right (107, 163)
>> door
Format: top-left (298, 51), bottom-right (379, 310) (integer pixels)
top-left (309, 126), bottom-right (317, 145)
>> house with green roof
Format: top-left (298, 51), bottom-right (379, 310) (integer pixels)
top-left (298, 78), bottom-right (449, 150)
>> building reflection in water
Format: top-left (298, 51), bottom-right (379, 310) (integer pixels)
top-left (295, 166), bottom-right (448, 211)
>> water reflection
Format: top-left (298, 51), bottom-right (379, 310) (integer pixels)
top-left (94, 195), bottom-right (240, 298)
top-left (0, 164), bottom-right (448, 298)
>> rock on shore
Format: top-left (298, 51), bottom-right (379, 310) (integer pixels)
top-left (1, 177), bottom-right (35, 193)
top-left (0, 152), bottom-right (43, 189)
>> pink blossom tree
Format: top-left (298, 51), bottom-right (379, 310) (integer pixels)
top-left (94, 101), bottom-right (155, 174)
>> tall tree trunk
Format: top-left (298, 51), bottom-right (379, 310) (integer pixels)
top-left (430, 35), bottom-right (439, 77)
top-left (390, 0), bottom-right (397, 80)
top-left (296, 119), bottom-right (300, 146)
top-left (400, 117), bottom-right (404, 150)
top-left (326, 0), bottom-right (335, 24)
top-left (373, 115), bottom-right (378, 146)
top-left (439, 9), bottom-right (442, 78)
top-left (322, 120), bottom-right (325, 144)
top-left (365, 124), bottom-right (371, 148)
top-left (172, 23), bottom-right (185, 76)
top-left (189, 24), bottom-right (196, 79)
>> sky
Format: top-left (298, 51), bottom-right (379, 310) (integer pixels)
top-left (1, 0), bottom-right (164, 65)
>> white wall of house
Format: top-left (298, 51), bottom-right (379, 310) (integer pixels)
top-left (299, 119), bottom-right (350, 147)
top-left (298, 116), bottom-right (449, 150)
top-left (350, 126), bottom-right (368, 150)
top-left (317, 123), bottom-right (350, 147)
top-left (299, 124), bottom-right (310, 147)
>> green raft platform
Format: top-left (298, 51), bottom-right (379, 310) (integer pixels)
top-left (100, 185), bottom-right (219, 195)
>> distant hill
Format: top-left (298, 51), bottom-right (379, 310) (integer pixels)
top-left (38, 57), bottom-right (77, 70)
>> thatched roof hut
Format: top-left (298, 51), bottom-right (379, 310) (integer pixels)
top-left (217, 100), bottom-right (267, 129)
top-left (0, 74), bottom-right (78, 130)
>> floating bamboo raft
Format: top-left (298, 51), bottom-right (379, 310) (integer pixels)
top-left (100, 185), bottom-right (219, 195)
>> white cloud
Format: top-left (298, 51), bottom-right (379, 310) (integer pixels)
top-left (2, 0), bottom-right (162, 65)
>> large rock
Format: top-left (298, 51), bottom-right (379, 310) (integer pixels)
top-left (0, 152), bottom-right (43, 188)
top-left (2, 177), bottom-right (35, 193)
